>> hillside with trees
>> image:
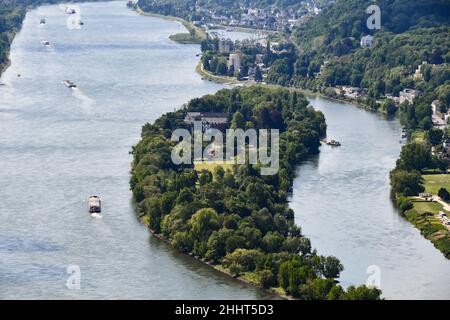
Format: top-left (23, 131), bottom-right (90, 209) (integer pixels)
top-left (290, 0), bottom-right (450, 98)
top-left (0, 2), bottom-right (26, 73)
top-left (130, 86), bottom-right (382, 299)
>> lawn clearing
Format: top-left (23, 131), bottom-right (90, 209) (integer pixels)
top-left (422, 174), bottom-right (450, 195)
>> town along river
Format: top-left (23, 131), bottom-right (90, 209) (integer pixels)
top-left (0, 1), bottom-right (448, 299)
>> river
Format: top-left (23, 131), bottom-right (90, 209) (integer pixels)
top-left (291, 97), bottom-right (450, 299)
top-left (0, 1), bottom-right (448, 300)
top-left (0, 1), bottom-right (272, 299)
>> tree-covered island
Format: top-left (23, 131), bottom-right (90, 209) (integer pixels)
top-left (130, 86), bottom-right (382, 299)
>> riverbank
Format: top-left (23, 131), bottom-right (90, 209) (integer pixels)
top-left (139, 214), bottom-right (290, 300)
top-left (403, 198), bottom-right (450, 258)
top-left (134, 6), bottom-right (206, 44)
top-left (0, 47), bottom-right (12, 78)
top-left (398, 174), bottom-right (450, 258)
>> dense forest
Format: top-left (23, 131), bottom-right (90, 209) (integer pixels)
top-left (289, 0), bottom-right (450, 95)
top-left (130, 86), bottom-right (382, 299)
top-left (0, 1), bottom-right (25, 73)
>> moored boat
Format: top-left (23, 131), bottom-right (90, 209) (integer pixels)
top-left (326, 139), bottom-right (341, 147)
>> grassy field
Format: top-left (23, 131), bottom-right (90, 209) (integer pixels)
top-left (404, 198), bottom-right (450, 258)
top-left (411, 130), bottom-right (425, 143)
top-left (169, 20), bottom-right (206, 44)
top-left (423, 174), bottom-right (450, 194)
top-left (196, 61), bottom-right (246, 84)
top-left (136, 6), bottom-right (206, 44)
top-left (194, 161), bottom-right (234, 172)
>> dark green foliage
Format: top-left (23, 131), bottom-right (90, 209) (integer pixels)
top-left (396, 143), bottom-right (432, 172)
top-left (343, 285), bottom-right (382, 300)
top-left (396, 196), bottom-right (413, 213)
top-left (438, 187), bottom-right (450, 201)
top-left (390, 170), bottom-right (425, 196)
top-left (427, 128), bottom-right (444, 146)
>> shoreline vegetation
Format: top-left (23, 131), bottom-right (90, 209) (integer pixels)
top-left (134, 6), bottom-right (206, 44)
top-left (130, 85), bottom-right (382, 300)
top-left (196, 60), bottom-right (378, 114)
top-left (139, 214), bottom-right (292, 299)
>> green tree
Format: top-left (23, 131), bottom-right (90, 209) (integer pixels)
top-left (231, 111), bottom-right (245, 129)
top-left (343, 285), bottom-right (382, 300)
top-left (222, 249), bottom-right (264, 272)
top-left (172, 231), bottom-right (193, 253)
top-left (300, 278), bottom-right (336, 300)
top-left (251, 208), bottom-right (274, 234)
top-left (426, 128), bottom-right (443, 146)
top-left (438, 188), bottom-right (450, 202)
top-left (312, 255), bottom-right (344, 279)
top-left (382, 99), bottom-right (397, 115)
top-left (396, 143), bottom-right (432, 171)
top-left (190, 208), bottom-right (220, 241)
top-left (199, 169), bottom-right (213, 185)
top-left (262, 231), bottom-right (285, 253)
top-left (390, 170), bottom-right (425, 196)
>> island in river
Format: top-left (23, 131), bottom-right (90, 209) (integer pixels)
top-left (130, 85), bottom-right (382, 300)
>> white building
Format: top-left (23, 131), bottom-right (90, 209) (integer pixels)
top-left (400, 89), bottom-right (421, 104)
top-left (360, 35), bottom-right (374, 48)
top-left (228, 53), bottom-right (241, 72)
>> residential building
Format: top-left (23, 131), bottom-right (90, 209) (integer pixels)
top-left (185, 112), bottom-right (228, 132)
top-left (400, 89), bottom-right (421, 104)
top-left (228, 53), bottom-right (241, 73)
top-left (360, 35), bottom-right (374, 48)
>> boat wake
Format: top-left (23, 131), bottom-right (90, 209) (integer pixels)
top-left (90, 213), bottom-right (102, 219)
top-left (71, 88), bottom-right (95, 113)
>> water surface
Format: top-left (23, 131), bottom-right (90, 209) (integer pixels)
top-left (291, 97), bottom-right (450, 299)
top-left (0, 1), bottom-right (272, 299)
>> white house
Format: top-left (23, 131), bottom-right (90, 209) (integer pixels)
top-left (228, 53), bottom-right (241, 72)
top-left (400, 89), bottom-right (421, 104)
top-left (360, 35), bottom-right (374, 48)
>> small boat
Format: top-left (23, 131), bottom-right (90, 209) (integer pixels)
top-left (40, 18), bottom-right (46, 24)
top-left (65, 7), bottom-right (76, 14)
top-left (75, 19), bottom-right (84, 26)
top-left (326, 139), bottom-right (341, 147)
top-left (88, 196), bottom-right (102, 214)
top-left (62, 80), bottom-right (77, 88)
top-left (41, 40), bottom-right (50, 46)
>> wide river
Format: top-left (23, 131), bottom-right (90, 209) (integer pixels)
top-left (0, 2), bottom-right (448, 299)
